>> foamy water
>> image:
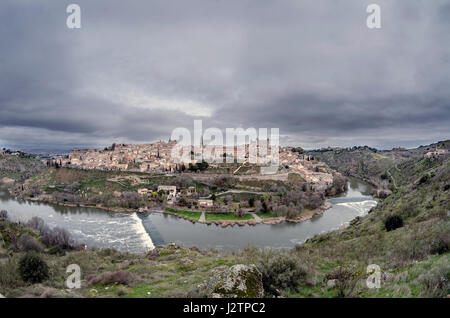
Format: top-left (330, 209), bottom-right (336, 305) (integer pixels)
top-left (336, 200), bottom-right (378, 216)
top-left (130, 213), bottom-right (155, 251)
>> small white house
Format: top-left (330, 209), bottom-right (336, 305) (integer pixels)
top-left (137, 188), bottom-right (149, 195)
top-left (157, 185), bottom-right (177, 196)
top-left (198, 199), bottom-right (214, 207)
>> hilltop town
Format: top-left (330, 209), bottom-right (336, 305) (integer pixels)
top-left (55, 141), bottom-right (335, 190)
top-left (2, 141), bottom-right (347, 225)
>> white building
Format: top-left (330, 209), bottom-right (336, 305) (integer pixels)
top-left (198, 199), bottom-right (214, 207)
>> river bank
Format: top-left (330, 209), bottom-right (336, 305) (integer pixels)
top-left (0, 180), bottom-right (377, 252)
top-left (7, 185), bottom-right (335, 227)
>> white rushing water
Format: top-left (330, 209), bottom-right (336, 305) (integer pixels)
top-left (130, 212), bottom-right (155, 251)
top-left (336, 200), bottom-right (378, 216)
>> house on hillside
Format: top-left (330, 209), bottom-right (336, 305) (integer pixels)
top-left (424, 148), bottom-right (448, 158)
top-left (157, 185), bottom-right (177, 196)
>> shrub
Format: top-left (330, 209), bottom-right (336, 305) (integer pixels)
top-left (430, 230), bottom-right (449, 255)
top-left (326, 265), bottom-right (361, 297)
top-left (285, 207), bottom-right (300, 220)
top-left (42, 227), bottom-right (72, 249)
top-left (0, 210), bottom-right (7, 220)
top-left (418, 264), bottom-right (450, 298)
top-left (86, 270), bottom-right (133, 286)
top-left (16, 234), bottom-right (44, 252)
top-left (27, 216), bottom-right (48, 234)
top-left (234, 208), bottom-right (245, 218)
top-left (418, 174), bottom-right (430, 185)
top-left (384, 214), bottom-right (403, 231)
top-left (258, 254), bottom-right (307, 296)
top-left (28, 217), bottom-right (73, 249)
top-left (48, 245), bottom-right (66, 256)
top-left (0, 259), bottom-right (21, 289)
top-left (18, 252), bottom-right (50, 284)
top-left (430, 239), bottom-right (449, 255)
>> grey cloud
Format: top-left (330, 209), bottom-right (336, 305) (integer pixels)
top-left (0, 0), bottom-right (449, 150)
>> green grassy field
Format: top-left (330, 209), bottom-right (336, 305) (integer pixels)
top-left (165, 208), bottom-right (201, 221)
top-left (205, 212), bottom-right (254, 221)
top-left (256, 211), bottom-right (277, 219)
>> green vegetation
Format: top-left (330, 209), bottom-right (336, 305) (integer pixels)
top-left (258, 253), bottom-right (307, 296)
top-left (18, 252), bottom-right (50, 284)
top-left (165, 208), bottom-right (201, 221)
top-left (0, 152), bottom-right (45, 181)
top-left (205, 212), bottom-right (254, 221)
top-left (256, 211), bottom-right (277, 219)
top-left (384, 214), bottom-right (404, 231)
top-left (308, 146), bottom-right (398, 188)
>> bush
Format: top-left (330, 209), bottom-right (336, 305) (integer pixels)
top-left (16, 234), bottom-right (44, 252)
top-left (430, 234), bottom-right (449, 255)
top-left (42, 227), bottom-right (72, 249)
top-left (418, 174), bottom-right (430, 185)
top-left (48, 245), bottom-right (66, 256)
top-left (234, 208), bottom-right (245, 218)
top-left (28, 217), bottom-right (73, 249)
top-left (418, 264), bottom-right (450, 298)
top-left (326, 265), bottom-right (361, 297)
top-left (258, 254), bottom-right (307, 296)
top-left (86, 270), bottom-right (133, 286)
top-left (18, 252), bottom-right (50, 284)
top-left (0, 210), bottom-right (7, 220)
top-left (27, 216), bottom-right (48, 233)
top-left (384, 214), bottom-right (403, 231)
top-left (285, 206), bottom-right (300, 220)
top-left (0, 259), bottom-right (22, 289)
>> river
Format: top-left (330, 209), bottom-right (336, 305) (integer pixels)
top-left (0, 179), bottom-right (377, 253)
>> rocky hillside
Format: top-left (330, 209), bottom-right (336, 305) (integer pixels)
top-left (307, 140), bottom-right (450, 192)
top-left (0, 151), bottom-right (45, 183)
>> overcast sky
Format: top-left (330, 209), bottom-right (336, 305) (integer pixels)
top-left (1, 0), bottom-right (449, 151)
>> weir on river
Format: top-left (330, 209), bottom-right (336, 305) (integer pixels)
top-left (0, 180), bottom-right (376, 254)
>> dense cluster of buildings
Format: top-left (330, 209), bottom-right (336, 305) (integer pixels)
top-left (61, 140), bottom-right (279, 172)
top-left (279, 147), bottom-right (333, 189)
top-left (59, 141), bottom-right (334, 190)
top-left (61, 141), bottom-right (178, 172)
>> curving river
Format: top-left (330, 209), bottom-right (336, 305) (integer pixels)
top-left (0, 179), bottom-right (377, 253)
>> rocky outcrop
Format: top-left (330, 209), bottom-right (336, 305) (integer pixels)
top-left (205, 264), bottom-right (264, 298)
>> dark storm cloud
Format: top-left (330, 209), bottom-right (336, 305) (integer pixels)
top-left (0, 0), bottom-right (449, 150)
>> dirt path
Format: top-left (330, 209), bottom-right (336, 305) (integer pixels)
top-left (251, 213), bottom-right (262, 223)
top-left (386, 168), bottom-right (398, 190)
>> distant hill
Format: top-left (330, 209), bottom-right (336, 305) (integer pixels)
top-left (0, 151), bottom-right (45, 182)
top-left (307, 140), bottom-right (450, 190)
